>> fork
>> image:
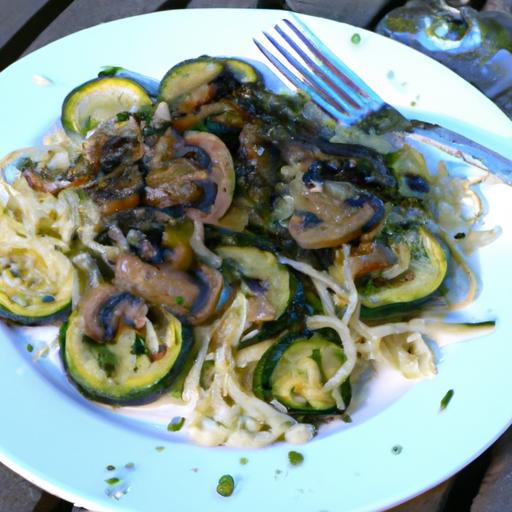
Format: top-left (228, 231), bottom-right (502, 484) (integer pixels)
top-left (254, 16), bottom-right (512, 184)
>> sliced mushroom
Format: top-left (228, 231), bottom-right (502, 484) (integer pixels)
top-left (88, 164), bottom-right (143, 215)
top-left (80, 283), bottom-right (148, 343)
top-left (183, 131), bottom-right (235, 224)
top-left (114, 254), bottom-right (200, 317)
top-left (147, 128), bottom-right (182, 171)
top-left (144, 158), bottom-right (208, 208)
top-left (288, 181), bottom-right (385, 249)
top-left (22, 153), bottom-right (92, 195)
top-left (114, 255), bottom-right (225, 325)
top-left (84, 117), bottom-right (144, 173)
top-left (189, 264), bottom-right (225, 324)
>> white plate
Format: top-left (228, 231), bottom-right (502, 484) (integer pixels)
top-left (1, 9), bottom-right (512, 512)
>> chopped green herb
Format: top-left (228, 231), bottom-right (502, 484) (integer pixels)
top-left (410, 100), bottom-right (417, 107)
top-left (95, 346), bottom-right (117, 377)
top-left (440, 389), bottom-right (454, 411)
top-left (288, 451), bottom-right (304, 466)
top-left (391, 445), bottom-right (403, 455)
top-left (106, 465), bottom-right (116, 471)
top-left (105, 477), bottom-right (121, 486)
top-left (137, 105), bottom-right (153, 124)
top-left (26, 344), bottom-right (34, 353)
top-left (216, 474), bottom-right (235, 497)
top-left (131, 335), bottom-right (147, 355)
top-left (351, 33), bottom-right (361, 44)
top-left (175, 296), bottom-right (184, 305)
top-left (98, 66), bottom-right (125, 77)
top-left (155, 446), bottom-right (165, 452)
top-left (239, 457), bottom-right (249, 465)
top-left (167, 416), bottom-right (185, 432)
top-left (125, 462), bottom-right (135, 470)
top-left (41, 295), bottom-right (55, 303)
top-left (116, 111), bottom-right (130, 122)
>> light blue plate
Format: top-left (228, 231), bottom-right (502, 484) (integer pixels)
top-left (0, 9), bottom-right (511, 512)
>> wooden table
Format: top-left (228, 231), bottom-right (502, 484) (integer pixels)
top-left (0, 1), bottom-right (511, 511)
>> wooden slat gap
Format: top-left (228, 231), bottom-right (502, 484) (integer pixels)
top-left (0, 0), bottom-right (75, 71)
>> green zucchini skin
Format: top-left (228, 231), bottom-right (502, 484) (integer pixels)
top-left (158, 56), bottom-right (260, 104)
top-left (360, 296), bottom-right (433, 323)
top-left (239, 274), bottom-right (308, 349)
top-left (358, 227), bottom-right (447, 308)
top-left (61, 76), bottom-right (152, 137)
top-left (253, 330), bottom-right (351, 416)
top-left (59, 315), bottom-right (194, 406)
top-left (0, 303), bottom-right (71, 326)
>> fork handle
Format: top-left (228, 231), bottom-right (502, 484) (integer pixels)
top-left (403, 121), bottom-right (512, 185)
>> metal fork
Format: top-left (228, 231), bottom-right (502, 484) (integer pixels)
top-left (254, 16), bottom-right (512, 183)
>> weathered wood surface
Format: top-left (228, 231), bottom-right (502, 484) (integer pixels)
top-left (23, 0), bottom-right (170, 56)
top-left (0, 0), bottom-right (48, 49)
top-left (471, 429), bottom-right (512, 512)
top-left (285, 0), bottom-right (391, 27)
top-left (0, 462), bottom-right (43, 512)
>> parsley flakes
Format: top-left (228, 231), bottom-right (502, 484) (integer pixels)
top-left (440, 389), bottom-right (454, 411)
top-left (216, 474), bottom-right (235, 497)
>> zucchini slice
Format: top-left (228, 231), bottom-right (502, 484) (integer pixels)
top-left (224, 58), bottom-right (260, 84)
top-left (158, 56), bottom-right (259, 105)
top-left (358, 227), bottom-right (448, 308)
top-left (159, 58), bottom-right (224, 105)
top-left (0, 231), bottom-right (73, 324)
top-left (60, 309), bottom-right (193, 405)
top-left (253, 330), bottom-right (351, 415)
top-left (61, 77), bottom-right (152, 137)
top-left (216, 246), bottom-right (290, 319)
top-left (238, 273), bottom-right (308, 349)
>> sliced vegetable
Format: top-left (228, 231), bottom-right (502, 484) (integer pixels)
top-left (238, 273), bottom-right (308, 349)
top-left (98, 66), bottom-right (160, 98)
top-left (183, 131), bottom-right (235, 224)
top-left (358, 227), bottom-right (448, 308)
top-left (89, 165), bottom-right (144, 215)
top-left (61, 77), bottom-right (152, 137)
top-left (224, 58), bottom-right (260, 84)
top-left (158, 56), bottom-right (259, 108)
top-left (60, 308), bottom-right (193, 404)
top-left (288, 181), bottom-right (385, 249)
top-left (216, 246), bottom-right (290, 321)
top-left (159, 58), bottom-right (223, 107)
top-left (114, 254), bottom-right (226, 325)
top-left (0, 225), bottom-right (73, 324)
top-left (79, 284), bottom-right (148, 342)
top-left (253, 330), bottom-right (351, 414)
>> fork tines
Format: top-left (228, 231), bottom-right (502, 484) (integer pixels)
top-left (254, 17), bottom-right (384, 125)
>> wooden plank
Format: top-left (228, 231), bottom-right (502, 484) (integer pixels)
top-left (388, 477), bottom-right (455, 512)
top-left (471, 428), bottom-right (512, 512)
top-left (285, 0), bottom-right (391, 27)
top-left (0, 0), bottom-right (49, 49)
top-left (23, 0), bottom-right (169, 56)
top-left (188, 0), bottom-right (258, 7)
top-left (0, 463), bottom-right (44, 512)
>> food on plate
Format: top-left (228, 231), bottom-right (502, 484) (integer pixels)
top-left (0, 55), bottom-right (497, 447)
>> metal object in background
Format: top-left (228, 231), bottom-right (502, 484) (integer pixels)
top-left (378, 0), bottom-right (512, 117)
